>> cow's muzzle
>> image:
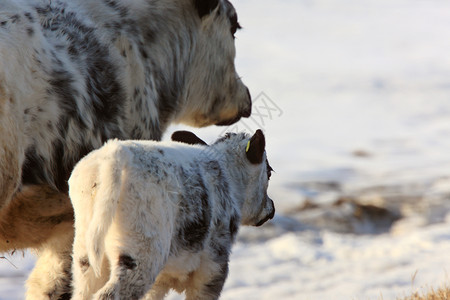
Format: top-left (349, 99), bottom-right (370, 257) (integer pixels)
top-left (216, 88), bottom-right (252, 126)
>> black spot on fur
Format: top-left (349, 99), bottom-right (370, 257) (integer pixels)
top-left (103, 0), bottom-right (128, 19)
top-left (48, 68), bottom-right (79, 123)
top-left (49, 139), bottom-right (92, 192)
top-left (24, 12), bottom-right (34, 22)
top-left (139, 46), bottom-right (148, 59)
top-left (157, 82), bottom-right (180, 126)
top-left (21, 147), bottom-right (47, 186)
top-left (118, 254), bottom-right (137, 270)
top-left (57, 293), bottom-right (72, 300)
top-left (178, 192), bottom-right (210, 250)
top-left (79, 257), bottom-right (90, 273)
top-left (10, 14), bottom-right (20, 23)
top-left (229, 214), bottom-right (239, 238)
top-left (177, 168), bottom-right (212, 250)
top-left (145, 28), bottom-right (157, 44)
top-left (27, 27), bottom-right (34, 36)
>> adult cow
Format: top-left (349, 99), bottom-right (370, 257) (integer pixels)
top-left (0, 0), bottom-right (251, 298)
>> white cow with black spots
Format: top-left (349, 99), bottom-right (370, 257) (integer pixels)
top-left (68, 130), bottom-right (275, 300)
top-left (0, 0), bottom-right (252, 298)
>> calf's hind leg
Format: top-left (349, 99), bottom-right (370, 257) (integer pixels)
top-left (72, 231), bottom-right (110, 299)
top-left (94, 234), bottom-right (170, 300)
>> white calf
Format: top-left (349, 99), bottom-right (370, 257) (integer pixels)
top-left (69, 130), bottom-right (274, 300)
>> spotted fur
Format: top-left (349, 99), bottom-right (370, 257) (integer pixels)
top-left (69, 130), bottom-right (274, 300)
top-left (0, 0), bottom-right (251, 298)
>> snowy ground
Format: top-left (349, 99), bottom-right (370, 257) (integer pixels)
top-left (3, 0), bottom-right (450, 299)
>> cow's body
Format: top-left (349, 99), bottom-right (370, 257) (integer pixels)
top-left (0, 0), bottom-right (251, 298)
top-left (69, 130), bottom-right (274, 300)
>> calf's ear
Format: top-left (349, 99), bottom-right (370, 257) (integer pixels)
top-left (171, 131), bottom-right (208, 146)
top-left (194, 0), bottom-right (219, 19)
top-left (245, 129), bottom-right (265, 164)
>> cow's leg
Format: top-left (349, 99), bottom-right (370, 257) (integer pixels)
top-left (0, 185), bottom-right (74, 299)
top-left (26, 226), bottom-right (74, 300)
top-left (0, 185), bottom-right (73, 251)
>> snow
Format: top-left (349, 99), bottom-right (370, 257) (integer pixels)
top-left (2, 0), bottom-right (450, 299)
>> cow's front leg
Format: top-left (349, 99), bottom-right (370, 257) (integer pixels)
top-left (26, 229), bottom-right (74, 300)
top-left (0, 185), bottom-right (73, 251)
top-left (0, 185), bottom-right (74, 299)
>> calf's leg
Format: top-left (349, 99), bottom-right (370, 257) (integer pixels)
top-left (94, 232), bottom-right (171, 300)
top-left (185, 261), bottom-right (229, 300)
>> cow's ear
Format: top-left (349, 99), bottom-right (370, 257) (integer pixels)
top-left (171, 131), bottom-right (208, 146)
top-left (245, 129), bottom-right (265, 164)
top-left (194, 0), bottom-right (219, 19)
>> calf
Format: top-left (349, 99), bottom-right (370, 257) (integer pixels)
top-left (69, 130), bottom-right (275, 299)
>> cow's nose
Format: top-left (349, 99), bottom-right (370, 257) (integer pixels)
top-left (241, 88), bottom-right (252, 118)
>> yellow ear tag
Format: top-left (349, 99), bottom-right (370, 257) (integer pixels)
top-left (246, 141), bottom-right (251, 152)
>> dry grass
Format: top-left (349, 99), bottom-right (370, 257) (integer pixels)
top-left (399, 285), bottom-right (450, 300)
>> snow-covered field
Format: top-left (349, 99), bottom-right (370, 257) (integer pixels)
top-left (3, 0), bottom-right (450, 299)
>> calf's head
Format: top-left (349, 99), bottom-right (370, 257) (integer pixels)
top-left (239, 129), bottom-right (275, 226)
top-left (172, 129), bottom-right (275, 227)
top-left (178, 0), bottom-right (252, 127)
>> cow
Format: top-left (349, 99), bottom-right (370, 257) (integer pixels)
top-left (0, 0), bottom-right (251, 298)
top-left (69, 130), bottom-right (275, 300)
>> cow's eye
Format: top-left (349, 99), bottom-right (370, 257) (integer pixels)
top-left (230, 14), bottom-right (241, 38)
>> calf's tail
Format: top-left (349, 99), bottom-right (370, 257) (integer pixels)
top-left (86, 143), bottom-right (130, 277)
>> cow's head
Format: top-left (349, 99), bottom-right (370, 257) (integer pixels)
top-left (177, 0), bottom-right (252, 127)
